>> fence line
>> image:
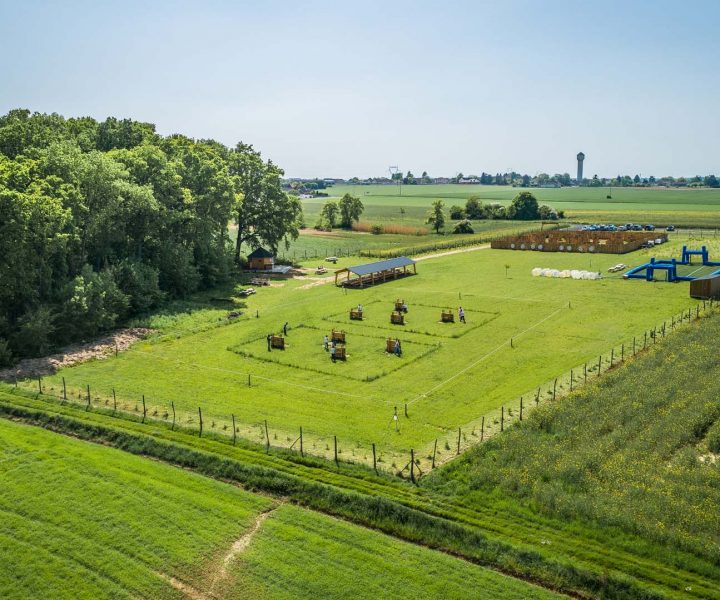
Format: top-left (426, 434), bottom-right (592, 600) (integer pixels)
top-left (13, 298), bottom-right (715, 482)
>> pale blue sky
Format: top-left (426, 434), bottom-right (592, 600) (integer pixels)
top-left (1, 0), bottom-right (718, 178)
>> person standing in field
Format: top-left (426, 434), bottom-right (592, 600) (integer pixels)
top-left (330, 344), bottom-right (337, 362)
top-left (283, 321), bottom-right (288, 336)
top-left (323, 335), bottom-right (329, 351)
top-left (458, 306), bottom-right (466, 323)
top-left (267, 334), bottom-right (272, 351)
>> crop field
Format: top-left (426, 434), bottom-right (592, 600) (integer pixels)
top-left (0, 417), bottom-right (560, 600)
top-left (428, 308), bottom-right (720, 597)
top-left (315, 184), bottom-right (720, 228)
top-left (24, 236), bottom-right (705, 470)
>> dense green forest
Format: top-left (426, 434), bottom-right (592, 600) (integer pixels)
top-left (0, 110), bottom-right (303, 365)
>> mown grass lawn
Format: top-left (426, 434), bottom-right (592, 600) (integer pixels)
top-left (223, 503), bottom-right (560, 600)
top-left (0, 416), bottom-right (563, 600)
top-left (32, 236), bottom-right (703, 468)
top-left (0, 418), bottom-right (271, 600)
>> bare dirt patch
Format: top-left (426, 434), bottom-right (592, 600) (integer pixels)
top-left (0, 328), bottom-right (153, 381)
top-left (414, 243), bottom-right (490, 262)
top-left (299, 228), bottom-right (344, 238)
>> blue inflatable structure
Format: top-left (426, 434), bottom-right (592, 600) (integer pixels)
top-left (624, 246), bottom-right (720, 282)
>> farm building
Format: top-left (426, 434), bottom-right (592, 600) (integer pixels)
top-left (335, 256), bottom-right (417, 288)
top-left (247, 247), bottom-right (274, 270)
top-left (690, 274), bottom-right (720, 299)
top-left (491, 230), bottom-right (667, 254)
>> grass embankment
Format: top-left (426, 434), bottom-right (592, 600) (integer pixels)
top-left (24, 243), bottom-right (699, 469)
top-left (2, 383), bottom-right (720, 598)
top-left (0, 419), bottom-right (561, 600)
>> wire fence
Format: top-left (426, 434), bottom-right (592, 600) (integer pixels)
top-left (14, 298), bottom-right (715, 482)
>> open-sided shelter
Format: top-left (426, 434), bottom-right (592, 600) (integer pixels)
top-left (335, 256), bottom-right (416, 288)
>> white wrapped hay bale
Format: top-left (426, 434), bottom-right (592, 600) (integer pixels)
top-left (531, 268), bottom-right (543, 277)
top-left (571, 270), bottom-right (582, 279)
top-left (559, 270), bottom-right (571, 278)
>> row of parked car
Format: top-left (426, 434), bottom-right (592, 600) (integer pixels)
top-left (580, 223), bottom-right (675, 232)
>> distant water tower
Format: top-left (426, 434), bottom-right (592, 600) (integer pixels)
top-left (576, 152), bottom-right (585, 184)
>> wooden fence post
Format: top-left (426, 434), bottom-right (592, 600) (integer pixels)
top-left (584, 363), bottom-right (587, 383)
top-left (264, 420), bottom-right (270, 452)
top-left (570, 370), bottom-right (573, 391)
top-left (232, 414), bottom-right (237, 445)
top-left (432, 439), bottom-right (437, 468)
top-left (334, 435), bottom-right (338, 465)
top-left (621, 343), bottom-right (624, 361)
top-left (597, 355), bottom-right (602, 377)
top-left (198, 407), bottom-right (203, 437)
top-left (248, 374), bottom-right (251, 387)
top-left (372, 443), bottom-right (377, 474)
top-left (299, 427), bottom-right (304, 457)
top-left (456, 427), bottom-right (461, 455)
top-left (633, 336), bottom-right (636, 354)
top-left (610, 348), bottom-right (614, 365)
top-left (37, 377), bottom-right (42, 394)
top-left (553, 378), bottom-right (558, 400)
top-left (404, 403), bottom-right (408, 418)
top-left (171, 401), bottom-right (175, 430)
top-left (86, 385), bottom-right (91, 411)
top-left (142, 395), bottom-right (147, 423)
top-left (501, 406), bottom-right (505, 431)
top-left (62, 377), bottom-right (67, 400)
top-left (410, 449), bottom-right (415, 484)
top-left (112, 389), bottom-right (116, 414)
top-left (535, 387), bottom-right (541, 406)
top-left (644, 331), bottom-right (647, 349)
top-left (520, 397), bottom-right (523, 421)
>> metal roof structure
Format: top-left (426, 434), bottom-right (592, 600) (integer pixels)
top-left (346, 256), bottom-right (415, 276)
top-left (247, 247), bottom-right (274, 259)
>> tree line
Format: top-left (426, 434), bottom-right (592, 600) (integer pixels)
top-left (0, 109), bottom-right (303, 365)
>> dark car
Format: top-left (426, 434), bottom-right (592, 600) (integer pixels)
top-left (666, 225), bottom-right (675, 232)
top-left (644, 224), bottom-right (655, 231)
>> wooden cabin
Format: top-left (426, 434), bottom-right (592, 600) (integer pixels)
top-left (248, 247), bottom-right (274, 271)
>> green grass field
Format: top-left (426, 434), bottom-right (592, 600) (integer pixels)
top-left (0, 418), bottom-right (271, 599)
top-left (0, 417), bottom-right (560, 600)
top-left (223, 504), bottom-right (558, 599)
top-left (314, 184), bottom-right (720, 228)
top-left (428, 307), bottom-right (720, 595)
top-left (26, 236), bottom-right (704, 470)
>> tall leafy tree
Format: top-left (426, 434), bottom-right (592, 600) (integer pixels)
top-left (426, 199), bottom-right (446, 233)
top-left (338, 193), bottom-right (364, 228)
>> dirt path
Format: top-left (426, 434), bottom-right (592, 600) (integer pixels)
top-left (156, 572), bottom-right (210, 600)
top-left (209, 501), bottom-right (282, 593)
top-left (0, 328), bottom-right (152, 381)
top-left (292, 244), bottom-right (491, 291)
top-left (414, 243), bottom-right (490, 261)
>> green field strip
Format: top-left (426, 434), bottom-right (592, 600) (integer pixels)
top-left (2, 389), bottom-right (718, 598)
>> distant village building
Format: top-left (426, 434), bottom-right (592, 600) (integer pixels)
top-left (458, 177), bottom-right (480, 184)
top-left (247, 247), bottom-right (274, 271)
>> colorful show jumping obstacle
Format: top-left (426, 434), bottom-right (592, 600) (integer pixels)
top-left (271, 335), bottom-right (285, 350)
top-left (331, 329), bottom-right (346, 343)
top-left (350, 308), bottom-right (363, 320)
top-left (441, 309), bottom-right (454, 323)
